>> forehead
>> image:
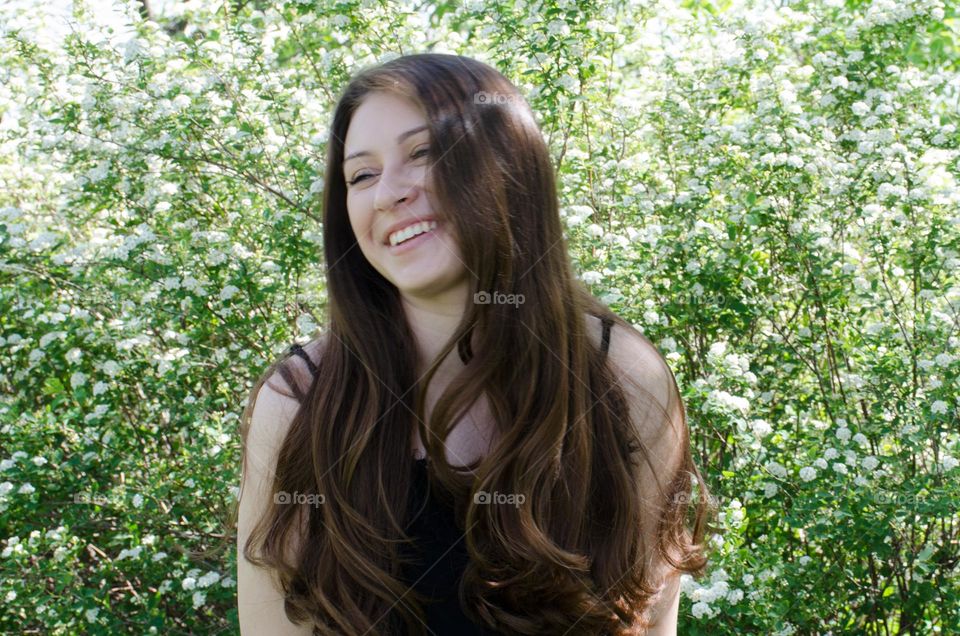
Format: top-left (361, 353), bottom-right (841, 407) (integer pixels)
top-left (344, 91), bottom-right (428, 152)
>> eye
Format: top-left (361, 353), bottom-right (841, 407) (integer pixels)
top-left (347, 147), bottom-right (430, 186)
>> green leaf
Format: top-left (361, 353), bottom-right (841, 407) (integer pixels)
top-left (42, 376), bottom-right (65, 396)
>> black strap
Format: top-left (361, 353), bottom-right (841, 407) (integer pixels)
top-left (600, 317), bottom-right (612, 357)
top-left (288, 343), bottom-right (319, 378)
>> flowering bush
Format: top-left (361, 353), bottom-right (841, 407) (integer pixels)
top-left (0, 0), bottom-right (957, 633)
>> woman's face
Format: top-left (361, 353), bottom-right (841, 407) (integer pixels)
top-left (343, 91), bottom-right (468, 299)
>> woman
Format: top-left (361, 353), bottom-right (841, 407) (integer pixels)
top-left (236, 53), bottom-right (715, 636)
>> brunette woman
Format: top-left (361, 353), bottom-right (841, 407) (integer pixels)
top-left (236, 53), bottom-right (715, 636)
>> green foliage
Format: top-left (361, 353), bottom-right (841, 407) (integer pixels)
top-left (0, 0), bottom-right (958, 633)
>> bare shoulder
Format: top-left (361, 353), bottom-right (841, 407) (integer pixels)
top-left (266, 333), bottom-right (329, 401)
top-left (604, 322), bottom-right (679, 420)
top-left (601, 320), bottom-right (686, 462)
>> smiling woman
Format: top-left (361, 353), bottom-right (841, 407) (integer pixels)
top-left (235, 53), bottom-right (716, 636)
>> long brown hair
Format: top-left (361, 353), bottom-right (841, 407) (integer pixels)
top-left (236, 53), bottom-right (716, 635)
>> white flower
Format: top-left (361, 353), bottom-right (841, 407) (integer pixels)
top-left (132, 494), bottom-right (143, 508)
top-left (5, 590), bottom-right (15, 602)
top-left (85, 608), bottom-right (99, 622)
top-left (942, 455), bottom-right (959, 472)
top-left (191, 591), bottom-right (207, 609)
top-left (862, 456), bottom-right (879, 471)
top-left (566, 205), bottom-right (593, 219)
top-left (586, 223), bottom-right (604, 237)
top-left (824, 447), bottom-right (839, 460)
top-left (765, 461), bottom-right (787, 479)
top-left (931, 400), bottom-right (948, 415)
top-left (799, 466), bottom-right (817, 482)
top-left (832, 462), bottom-right (848, 475)
top-left (750, 420), bottom-right (773, 437)
top-left (198, 572), bottom-right (221, 588)
top-left (152, 551), bottom-right (168, 562)
top-left (581, 271), bottom-right (603, 285)
top-left (182, 577), bottom-right (197, 591)
top-left (18, 483), bottom-right (34, 495)
top-left (70, 372), bottom-right (87, 389)
top-left (763, 482), bottom-right (778, 497)
top-left (851, 101), bottom-right (870, 116)
top-left (836, 427), bottom-right (851, 442)
top-left (31, 457), bottom-right (47, 466)
top-left (219, 285), bottom-right (240, 302)
top-left (117, 546), bottom-right (143, 560)
top-left (691, 600), bottom-right (712, 618)
top-left (0, 460), bottom-right (13, 472)
top-left (710, 390), bottom-right (750, 413)
top-left (708, 343), bottom-right (728, 361)
top-left (934, 353), bottom-right (954, 367)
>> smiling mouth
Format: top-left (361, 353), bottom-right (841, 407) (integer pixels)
top-left (386, 227), bottom-right (439, 253)
top-left (386, 220), bottom-right (440, 247)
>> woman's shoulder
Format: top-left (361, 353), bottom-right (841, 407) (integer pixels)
top-left (266, 333), bottom-right (329, 402)
top-left (601, 317), bottom-right (681, 430)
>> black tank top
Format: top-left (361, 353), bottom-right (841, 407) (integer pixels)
top-left (287, 316), bottom-right (614, 635)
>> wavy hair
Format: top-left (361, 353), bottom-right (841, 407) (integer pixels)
top-left (234, 53), bottom-right (716, 635)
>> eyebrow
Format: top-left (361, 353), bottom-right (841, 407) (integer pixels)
top-left (342, 124), bottom-right (430, 165)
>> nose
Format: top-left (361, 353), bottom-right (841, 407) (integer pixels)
top-left (373, 161), bottom-right (419, 213)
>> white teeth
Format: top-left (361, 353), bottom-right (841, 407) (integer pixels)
top-left (389, 220), bottom-right (438, 247)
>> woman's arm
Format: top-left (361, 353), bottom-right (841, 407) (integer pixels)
top-left (237, 381), bottom-right (314, 636)
top-left (644, 570), bottom-right (681, 635)
top-left (606, 323), bottom-right (688, 636)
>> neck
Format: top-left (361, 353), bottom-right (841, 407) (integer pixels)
top-left (400, 283), bottom-right (472, 380)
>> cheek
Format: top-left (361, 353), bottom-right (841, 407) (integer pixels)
top-left (346, 201), bottom-right (376, 244)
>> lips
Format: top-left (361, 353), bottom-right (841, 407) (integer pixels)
top-left (382, 217), bottom-right (439, 246)
top-left (386, 224), bottom-right (439, 254)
